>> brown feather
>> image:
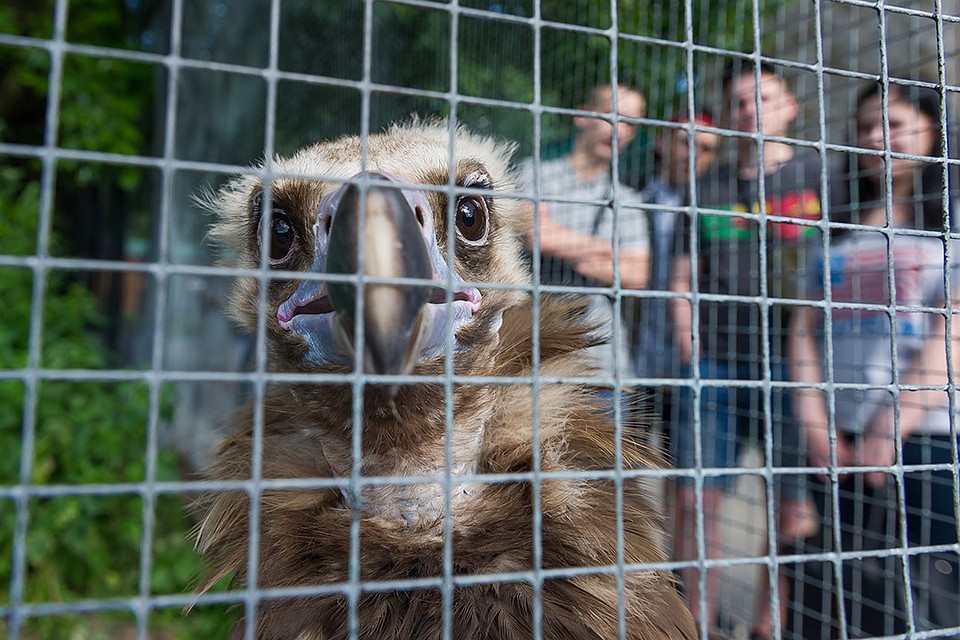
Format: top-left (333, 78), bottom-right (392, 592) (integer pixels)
top-left (194, 121), bottom-right (697, 640)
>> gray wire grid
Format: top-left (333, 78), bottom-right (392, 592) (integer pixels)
top-left (2, 0), bottom-right (960, 638)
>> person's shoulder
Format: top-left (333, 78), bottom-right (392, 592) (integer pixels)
top-left (518, 154), bottom-right (567, 173)
top-left (533, 155), bottom-right (569, 175)
top-left (528, 155), bottom-right (573, 187)
top-left (638, 175), bottom-right (684, 195)
top-left (695, 163), bottom-right (737, 201)
top-left (615, 179), bottom-right (645, 205)
top-left (518, 155), bottom-right (570, 193)
top-left (701, 162), bottom-right (737, 181)
top-left (787, 147), bottom-right (825, 176)
top-left (637, 177), bottom-right (665, 204)
top-left (772, 148), bottom-right (825, 195)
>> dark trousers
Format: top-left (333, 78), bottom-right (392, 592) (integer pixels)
top-left (785, 474), bottom-right (907, 640)
top-left (786, 434), bottom-right (960, 640)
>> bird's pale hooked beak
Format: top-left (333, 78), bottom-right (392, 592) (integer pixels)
top-left (276, 171), bottom-right (482, 387)
top-left (326, 177), bottom-right (433, 384)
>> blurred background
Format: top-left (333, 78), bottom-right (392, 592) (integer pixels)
top-left (2, 1), bottom-right (959, 637)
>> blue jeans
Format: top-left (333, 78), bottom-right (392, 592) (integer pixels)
top-left (674, 358), bottom-right (806, 501)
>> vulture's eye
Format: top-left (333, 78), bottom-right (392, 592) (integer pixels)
top-left (455, 195), bottom-right (489, 244)
top-left (251, 190), bottom-right (297, 264)
top-left (267, 213), bottom-right (295, 262)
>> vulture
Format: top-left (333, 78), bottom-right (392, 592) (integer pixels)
top-left (194, 120), bottom-right (697, 640)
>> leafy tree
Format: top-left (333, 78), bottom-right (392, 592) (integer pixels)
top-left (0, 3), bottom-right (235, 637)
top-left (276, 0), bottom-right (774, 166)
top-left (0, 163), bottom-right (235, 637)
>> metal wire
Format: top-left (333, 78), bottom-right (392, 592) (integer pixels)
top-left (3, 1), bottom-right (960, 639)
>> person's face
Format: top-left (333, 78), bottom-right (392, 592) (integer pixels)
top-left (856, 93), bottom-right (937, 182)
top-left (576, 88), bottom-right (646, 162)
top-left (659, 128), bottom-right (720, 185)
top-left (725, 71), bottom-right (797, 137)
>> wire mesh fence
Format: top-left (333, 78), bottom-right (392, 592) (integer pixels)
top-left (1, 0), bottom-right (960, 639)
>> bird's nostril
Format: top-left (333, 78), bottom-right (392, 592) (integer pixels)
top-left (323, 214), bottom-right (332, 236)
top-left (414, 204), bottom-right (426, 228)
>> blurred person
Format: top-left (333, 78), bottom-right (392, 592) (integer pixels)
top-left (632, 112), bottom-right (720, 463)
top-left (789, 81), bottom-right (960, 639)
top-left (669, 60), bottom-right (821, 637)
top-left (521, 83), bottom-right (650, 391)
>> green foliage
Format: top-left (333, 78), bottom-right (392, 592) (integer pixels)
top-left (273, 0), bottom-right (778, 159)
top-left (0, 5), bottom-right (234, 634)
top-left (58, 55), bottom-right (154, 190)
top-left (0, 3), bottom-right (54, 39)
top-left (0, 0), bottom-right (153, 187)
top-left (0, 175), bottom-right (234, 638)
top-left (241, 0), bottom-right (787, 164)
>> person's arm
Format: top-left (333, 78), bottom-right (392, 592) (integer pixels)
top-left (530, 203), bottom-right (649, 289)
top-left (891, 310), bottom-right (960, 436)
top-left (585, 195), bottom-right (651, 290)
top-left (789, 306), bottom-right (842, 478)
top-left (860, 308), bottom-right (960, 486)
top-left (669, 253), bottom-right (693, 365)
top-left (531, 203), bottom-right (608, 260)
top-left (575, 246), bottom-right (649, 290)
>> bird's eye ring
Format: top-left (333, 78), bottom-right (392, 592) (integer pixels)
top-left (455, 195), bottom-right (489, 244)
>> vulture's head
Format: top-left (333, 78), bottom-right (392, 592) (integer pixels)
top-left (206, 121), bottom-right (530, 387)
top-left (195, 123), bottom-right (697, 640)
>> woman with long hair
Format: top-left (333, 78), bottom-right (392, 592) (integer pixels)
top-left (789, 81), bottom-right (960, 638)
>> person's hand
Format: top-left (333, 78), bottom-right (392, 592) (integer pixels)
top-left (573, 245), bottom-right (614, 281)
top-left (527, 203), bottom-right (571, 252)
top-left (804, 418), bottom-right (854, 483)
top-left (523, 202), bottom-right (540, 241)
top-left (676, 335), bottom-right (695, 367)
top-left (805, 421), bottom-right (832, 482)
top-left (858, 408), bottom-right (897, 488)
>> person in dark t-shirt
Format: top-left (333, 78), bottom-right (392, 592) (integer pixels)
top-left (669, 60), bottom-right (820, 638)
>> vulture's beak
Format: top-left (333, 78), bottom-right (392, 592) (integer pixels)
top-left (276, 171), bottom-right (482, 387)
top-left (325, 178), bottom-right (432, 382)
